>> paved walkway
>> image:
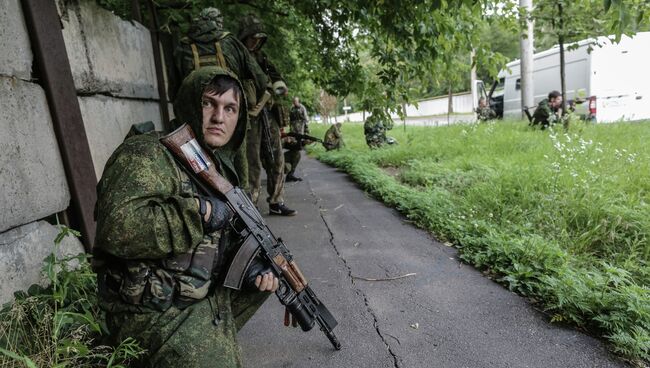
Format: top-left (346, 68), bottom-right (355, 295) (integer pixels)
top-left (239, 155), bottom-right (626, 368)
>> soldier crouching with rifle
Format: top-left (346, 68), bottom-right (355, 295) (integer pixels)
top-left (94, 66), bottom-right (339, 368)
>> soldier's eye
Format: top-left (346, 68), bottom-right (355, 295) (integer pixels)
top-left (201, 100), bottom-right (211, 108)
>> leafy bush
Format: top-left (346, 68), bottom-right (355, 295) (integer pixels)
top-left (309, 120), bottom-right (650, 364)
top-left (0, 226), bottom-right (143, 367)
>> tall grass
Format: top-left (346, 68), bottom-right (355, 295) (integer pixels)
top-left (309, 120), bottom-right (650, 364)
top-left (0, 226), bottom-right (143, 367)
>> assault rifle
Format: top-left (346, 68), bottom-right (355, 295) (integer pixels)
top-left (160, 124), bottom-right (341, 350)
top-left (282, 131), bottom-right (334, 149)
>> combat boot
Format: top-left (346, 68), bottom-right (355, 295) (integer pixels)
top-left (269, 202), bottom-right (297, 216)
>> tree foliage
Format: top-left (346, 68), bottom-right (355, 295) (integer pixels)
top-left (96, 0), bottom-right (647, 118)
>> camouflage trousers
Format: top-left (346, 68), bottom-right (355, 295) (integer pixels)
top-left (247, 115), bottom-right (285, 205)
top-left (234, 138), bottom-right (249, 192)
top-left (284, 149), bottom-right (301, 176)
top-left (365, 128), bottom-right (387, 149)
top-left (105, 287), bottom-right (269, 368)
top-left (324, 138), bottom-right (342, 151)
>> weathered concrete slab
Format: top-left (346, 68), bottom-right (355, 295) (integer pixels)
top-left (0, 221), bottom-right (85, 305)
top-left (0, 0), bottom-right (33, 79)
top-left (78, 95), bottom-right (163, 178)
top-left (60, 0), bottom-right (158, 99)
top-left (0, 77), bottom-right (70, 233)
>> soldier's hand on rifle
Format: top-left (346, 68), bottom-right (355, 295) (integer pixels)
top-left (255, 272), bottom-right (279, 292)
top-left (196, 195), bottom-right (234, 233)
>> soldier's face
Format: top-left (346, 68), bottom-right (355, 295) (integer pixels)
top-left (245, 37), bottom-right (262, 51)
top-left (550, 96), bottom-right (563, 109)
top-left (201, 89), bottom-right (240, 148)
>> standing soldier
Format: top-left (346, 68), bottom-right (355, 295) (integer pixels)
top-left (238, 15), bottom-right (296, 216)
top-left (284, 97), bottom-right (310, 182)
top-left (172, 7), bottom-right (269, 193)
top-left (323, 122), bottom-right (344, 151)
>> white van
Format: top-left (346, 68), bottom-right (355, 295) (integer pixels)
top-left (490, 32), bottom-right (650, 123)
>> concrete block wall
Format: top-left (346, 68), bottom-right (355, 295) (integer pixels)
top-left (0, 78), bottom-right (71, 232)
top-left (0, 0), bottom-right (84, 304)
top-left (1, 0), bottom-right (165, 304)
top-left (79, 95), bottom-right (162, 178)
top-left (60, 0), bottom-right (164, 178)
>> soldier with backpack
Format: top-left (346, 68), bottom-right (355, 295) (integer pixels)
top-left (172, 8), bottom-right (269, 193)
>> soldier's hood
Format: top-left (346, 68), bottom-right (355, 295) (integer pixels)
top-left (237, 15), bottom-right (267, 50)
top-left (173, 67), bottom-right (248, 160)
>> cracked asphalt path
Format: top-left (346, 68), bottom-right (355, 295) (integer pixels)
top-left (239, 155), bottom-right (626, 368)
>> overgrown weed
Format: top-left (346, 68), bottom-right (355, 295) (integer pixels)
top-left (309, 120), bottom-right (650, 364)
top-left (0, 225), bottom-right (143, 367)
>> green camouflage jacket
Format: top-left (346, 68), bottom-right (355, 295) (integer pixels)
top-left (476, 106), bottom-right (496, 121)
top-left (94, 67), bottom-right (248, 312)
top-left (532, 98), bottom-right (561, 127)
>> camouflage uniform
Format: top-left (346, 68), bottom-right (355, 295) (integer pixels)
top-left (238, 16), bottom-right (288, 206)
top-left (532, 98), bottom-right (561, 129)
top-left (323, 123), bottom-right (344, 151)
top-left (364, 111), bottom-right (393, 149)
top-left (172, 8), bottom-right (269, 193)
top-left (284, 102), bottom-right (309, 178)
top-left (476, 106), bottom-right (496, 122)
top-left (94, 67), bottom-right (269, 368)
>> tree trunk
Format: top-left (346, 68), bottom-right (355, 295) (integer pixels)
top-left (519, 0), bottom-right (535, 119)
top-left (402, 102), bottom-right (407, 131)
top-left (447, 85), bottom-right (453, 125)
top-left (558, 2), bottom-right (568, 129)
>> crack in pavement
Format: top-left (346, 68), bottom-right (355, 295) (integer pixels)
top-left (306, 175), bottom-right (402, 368)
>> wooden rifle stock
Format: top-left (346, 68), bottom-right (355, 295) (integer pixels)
top-left (159, 123), bottom-right (233, 193)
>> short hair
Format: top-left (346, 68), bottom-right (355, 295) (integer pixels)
top-left (204, 75), bottom-right (242, 104)
top-left (548, 90), bottom-right (561, 100)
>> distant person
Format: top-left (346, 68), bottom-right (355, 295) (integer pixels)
top-left (475, 97), bottom-right (496, 122)
top-left (323, 122), bottom-right (344, 151)
top-left (532, 90), bottom-right (563, 129)
top-left (238, 14), bottom-right (296, 216)
top-left (284, 97), bottom-right (310, 182)
top-left (364, 109), bottom-right (393, 149)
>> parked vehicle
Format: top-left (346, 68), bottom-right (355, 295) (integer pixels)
top-left (483, 32), bottom-right (650, 122)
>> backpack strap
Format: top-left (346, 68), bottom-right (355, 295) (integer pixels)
top-left (214, 42), bottom-right (227, 69)
top-left (190, 43), bottom-right (201, 69)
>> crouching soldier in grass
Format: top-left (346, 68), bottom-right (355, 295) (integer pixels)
top-left (532, 90), bottom-right (564, 129)
top-left (93, 67), bottom-right (278, 368)
top-left (324, 122), bottom-right (344, 151)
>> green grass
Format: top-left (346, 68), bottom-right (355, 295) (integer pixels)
top-left (308, 120), bottom-right (650, 364)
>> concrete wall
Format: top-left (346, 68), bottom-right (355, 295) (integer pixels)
top-left (79, 95), bottom-right (162, 178)
top-left (334, 92), bottom-right (478, 125)
top-left (59, 0), bottom-right (164, 177)
top-left (0, 77), bottom-right (71, 233)
top-left (60, 0), bottom-right (159, 99)
top-left (0, 0), bottom-right (84, 304)
top-left (0, 0), bottom-right (32, 80)
top-left (0, 222), bottom-right (84, 299)
top-left (0, 0), bottom-right (165, 304)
